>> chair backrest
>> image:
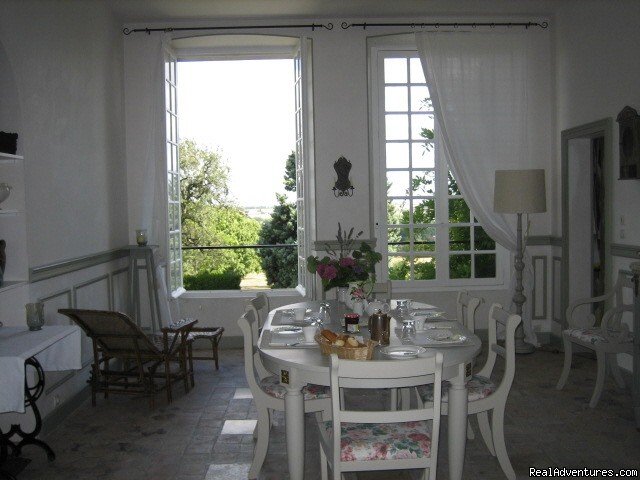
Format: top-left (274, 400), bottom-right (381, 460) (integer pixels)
top-left (59, 309), bottom-right (161, 358)
top-left (329, 352), bottom-right (443, 478)
top-left (455, 290), bottom-right (482, 332)
top-left (476, 303), bottom-right (521, 397)
top-left (369, 280), bottom-right (392, 300)
top-left (238, 309), bottom-right (272, 400)
top-left (247, 293), bottom-right (270, 331)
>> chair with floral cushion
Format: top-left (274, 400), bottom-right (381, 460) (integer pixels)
top-left (417, 303), bottom-right (520, 480)
top-left (238, 308), bottom-right (331, 479)
top-left (556, 272), bottom-right (634, 408)
top-left (316, 352), bottom-right (443, 480)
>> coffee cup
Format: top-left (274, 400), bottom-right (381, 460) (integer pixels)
top-left (303, 325), bottom-right (317, 342)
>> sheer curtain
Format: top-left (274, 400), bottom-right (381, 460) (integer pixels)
top-left (415, 31), bottom-right (548, 345)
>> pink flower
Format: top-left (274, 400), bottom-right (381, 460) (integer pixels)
top-left (339, 257), bottom-right (356, 267)
top-left (317, 263), bottom-right (338, 281)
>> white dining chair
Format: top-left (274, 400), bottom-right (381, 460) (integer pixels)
top-left (556, 272), bottom-right (634, 408)
top-left (317, 352), bottom-right (444, 480)
top-left (417, 303), bottom-right (520, 480)
top-left (456, 290), bottom-right (482, 333)
top-left (238, 308), bottom-right (331, 479)
top-left (246, 292), bottom-right (270, 332)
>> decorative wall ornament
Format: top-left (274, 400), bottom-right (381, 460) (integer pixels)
top-left (332, 156), bottom-right (355, 197)
top-left (616, 105), bottom-right (640, 179)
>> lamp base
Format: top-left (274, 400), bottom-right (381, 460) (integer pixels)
top-left (515, 339), bottom-right (536, 354)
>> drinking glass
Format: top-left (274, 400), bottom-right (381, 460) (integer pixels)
top-left (401, 319), bottom-right (416, 343)
top-left (318, 302), bottom-right (331, 326)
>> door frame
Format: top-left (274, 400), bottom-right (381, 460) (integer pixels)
top-left (561, 117), bottom-right (613, 328)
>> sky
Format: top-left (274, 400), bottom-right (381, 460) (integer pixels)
top-left (177, 59), bottom-right (296, 208)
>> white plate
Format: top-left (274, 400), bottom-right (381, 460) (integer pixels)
top-left (425, 329), bottom-right (452, 340)
top-left (380, 345), bottom-right (426, 359)
top-left (411, 310), bottom-right (444, 319)
top-left (271, 326), bottom-right (303, 335)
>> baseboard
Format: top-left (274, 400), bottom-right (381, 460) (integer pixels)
top-left (41, 385), bottom-right (91, 436)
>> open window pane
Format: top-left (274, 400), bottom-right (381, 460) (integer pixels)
top-left (414, 257), bottom-right (436, 280)
top-left (450, 254), bottom-right (471, 279)
top-left (388, 256), bottom-right (411, 280)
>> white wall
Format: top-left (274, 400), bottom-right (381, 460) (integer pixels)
top-left (0, 0), bottom-right (130, 422)
top-left (0, 0), bottom-right (128, 267)
top-left (555, 0), bottom-right (640, 369)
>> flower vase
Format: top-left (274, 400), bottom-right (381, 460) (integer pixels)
top-left (353, 299), bottom-right (365, 316)
top-left (337, 286), bottom-right (349, 305)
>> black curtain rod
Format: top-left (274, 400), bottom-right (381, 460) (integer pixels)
top-left (341, 21), bottom-right (548, 29)
top-left (123, 23), bottom-right (333, 35)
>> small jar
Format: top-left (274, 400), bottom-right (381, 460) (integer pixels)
top-left (136, 229), bottom-right (148, 246)
top-left (344, 313), bottom-right (360, 334)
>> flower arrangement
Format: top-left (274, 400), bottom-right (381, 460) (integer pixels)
top-left (307, 224), bottom-right (382, 292)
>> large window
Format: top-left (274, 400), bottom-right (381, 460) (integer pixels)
top-left (371, 48), bottom-right (502, 287)
top-left (166, 35), bottom-right (313, 294)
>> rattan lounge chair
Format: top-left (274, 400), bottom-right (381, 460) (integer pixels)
top-left (59, 309), bottom-right (196, 408)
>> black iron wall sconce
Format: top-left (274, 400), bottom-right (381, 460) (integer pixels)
top-left (332, 156), bottom-right (355, 197)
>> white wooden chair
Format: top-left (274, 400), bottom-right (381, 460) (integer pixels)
top-left (246, 292), bottom-right (270, 332)
top-left (238, 308), bottom-right (331, 479)
top-left (317, 352), bottom-right (444, 480)
top-left (556, 272), bottom-right (634, 408)
top-left (456, 290), bottom-right (482, 333)
top-left (417, 303), bottom-right (521, 480)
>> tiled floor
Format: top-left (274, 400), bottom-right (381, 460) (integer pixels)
top-left (13, 347), bottom-right (640, 479)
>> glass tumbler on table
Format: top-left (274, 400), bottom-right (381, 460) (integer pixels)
top-left (318, 302), bottom-right (331, 327)
top-left (401, 319), bottom-right (416, 343)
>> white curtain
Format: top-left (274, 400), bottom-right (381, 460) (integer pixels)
top-left (415, 31), bottom-right (550, 345)
top-left (124, 33), bottom-right (168, 261)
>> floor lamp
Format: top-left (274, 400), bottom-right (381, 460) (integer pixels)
top-left (494, 169), bottom-right (547, 354)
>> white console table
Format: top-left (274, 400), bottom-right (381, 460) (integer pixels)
top-left (0, 325), bottom-right (81, 474)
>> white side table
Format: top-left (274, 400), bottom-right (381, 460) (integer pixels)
top-left (0, 326), bottom-right (81, 472)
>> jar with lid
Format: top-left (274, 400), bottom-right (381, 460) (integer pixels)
top-left (344, 313), bottom-right (360, 333)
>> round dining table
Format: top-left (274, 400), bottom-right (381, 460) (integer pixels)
top-left (258, 300), bottom-right (481, 480)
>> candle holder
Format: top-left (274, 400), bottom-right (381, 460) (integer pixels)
top-left (136, 229), bottom-right (148, 246)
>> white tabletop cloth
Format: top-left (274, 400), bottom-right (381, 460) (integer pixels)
top-left (0, 325), bottom-right (82, 413)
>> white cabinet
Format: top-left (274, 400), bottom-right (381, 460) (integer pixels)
top-left (0, 151), bottom-right (28, 292)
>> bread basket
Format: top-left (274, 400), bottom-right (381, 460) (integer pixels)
top-left (315, 333), bottom-right (377, 360)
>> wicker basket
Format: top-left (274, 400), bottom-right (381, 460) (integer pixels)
top-left (315, 333), bottom-right (377, 361)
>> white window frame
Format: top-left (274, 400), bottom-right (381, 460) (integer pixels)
top-left (369, 36), bottom-right (507, 291)
top-left (164, 46), bottom-right (184, 296)
top-left (169, 35), bottom-right (315, 297)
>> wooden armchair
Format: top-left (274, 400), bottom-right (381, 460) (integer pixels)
top-left (59, 309), bottom-right (196, 408)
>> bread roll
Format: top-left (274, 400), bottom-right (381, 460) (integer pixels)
top-left (333, 339), bottom-right (345, 347)
top-left (346, 336), bottom-right (359, 347)
top-left (321, 329), bottom-right (338, 343)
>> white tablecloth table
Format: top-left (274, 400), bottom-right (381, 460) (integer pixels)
top-left (258, 300), bottom-right (481, 480)
top-left (0, 326), bottom-right (82, 413)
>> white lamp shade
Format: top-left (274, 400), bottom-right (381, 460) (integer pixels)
top-left (494, 169), bottom-right (547, 214)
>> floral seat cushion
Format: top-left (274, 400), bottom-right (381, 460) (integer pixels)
top-left (417, 375), bottom-right (496, 403)
top-left (564, 327), bottom-right (634, 345)
top-left (260, 376), bottom-right (330, 400)
top-left (320, 420), bottom-right (432, 462)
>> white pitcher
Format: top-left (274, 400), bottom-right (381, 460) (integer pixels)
top-left (366, 300), bottom-right (390, 316)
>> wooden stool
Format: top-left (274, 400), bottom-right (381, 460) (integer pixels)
top-left (187, 327), bottom-right (224, 375)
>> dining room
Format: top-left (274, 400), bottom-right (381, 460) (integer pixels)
top-left (0, 0), bottom-right (639, 479)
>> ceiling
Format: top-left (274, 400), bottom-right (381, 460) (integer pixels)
top-left (109, 0), bottom-right (558, 24)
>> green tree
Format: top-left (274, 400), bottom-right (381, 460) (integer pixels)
top-left (258, 151), bottom-right (298, 289)
top-left (179, 139), bottom-right (261, 289)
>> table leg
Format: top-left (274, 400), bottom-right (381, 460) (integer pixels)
top-left (284, 384), bottom-right (305, 480)
top-left (447, 366), bottom-right (468, 480)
